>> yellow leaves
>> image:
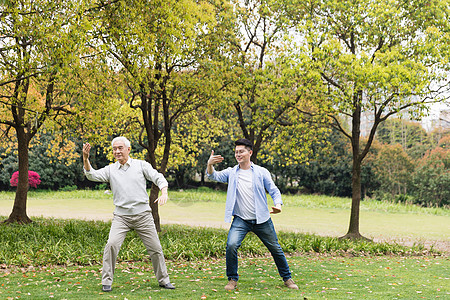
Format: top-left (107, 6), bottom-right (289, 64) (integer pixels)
top-left (29, 133), bottom-right (80, 167)
top-left (45, 139), bottom-right (80, 167)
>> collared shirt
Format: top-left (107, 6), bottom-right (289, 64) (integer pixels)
top-left (118, 158), bottom-right (131, 171)
top-left (206, 163), bottom-right (282, 224)
top-left (84, 158), bottom-right (168, 215)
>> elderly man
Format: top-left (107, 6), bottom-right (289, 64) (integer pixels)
top-left (207, 138), bottom-right (298, 291)
top-left (82, 136), bottom-right (174, 292)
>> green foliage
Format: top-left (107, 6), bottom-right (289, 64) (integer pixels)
top-left (92, 0), bottom-right (232, 174)
top-left (377, 119), bottom-right (433, 160)
top-left (282, 0), bottom-right (450, 236)
top-left (0, 218), bottom-right (438, 267)
top-left (0, 153), bottom-right (16, 190)
top-left (59, 185), bottom-right (77, 192)
top-left (411, 145), bottom-right (450, 207)
top-left (265, 130), bottom-right (379, 197)
top-left (0, 133), bottom-right (83, 190)
top-left (0, 0), bottom-right (95, 133)
top-left (372, 143), bottom-right (414, 196)
top-left (0, 133), bottom-right (105, 190)
top-left (368, 130), bottom-right (450, 207)
top-left (206, 0), bottom-right (328, 165)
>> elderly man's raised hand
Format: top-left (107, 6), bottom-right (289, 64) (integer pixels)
top-left (82, 143), bottom-right (91, 159)
top-left (82, 143), bottom-right (92, 171)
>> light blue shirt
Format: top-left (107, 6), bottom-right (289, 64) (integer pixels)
top-left (207, 163), bottom-right (282, 224)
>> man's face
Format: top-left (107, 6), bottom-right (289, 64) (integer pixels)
top-left (112, 140), bottom-right (131, 164)
top-left (235, 145), bottom-right (252, 164)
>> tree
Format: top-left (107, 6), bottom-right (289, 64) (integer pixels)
top-left (216, 0), bottom-right (326, 164)
top-left (372, 143), bottom-right (414, 196)
top-left (94, 0), bottom-right (233, 230)
top-left (377, 118), bottom-right (431, 160)
top-left (0, 0), bottom-right (93, 223)
top-left (411, 135), bottom-right (450, 207)
top-left (287, 0), bottom-right (450, 239)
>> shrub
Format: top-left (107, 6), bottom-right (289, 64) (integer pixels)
top-left (0, 218), bottom-right (440, 267)
top-left (59, 185), bottom-right (78, 191)
top-left (10, 170), bottom-right (41, 188)
top-left (411, 145), bottom-right (450, 207)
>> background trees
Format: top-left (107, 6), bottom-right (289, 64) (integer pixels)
top-left (93, 0), bottom-right (234, 230)
top-left (0, 132), bottom-right (84, 190)
top-left (285, 0), bottom-right (450, 239)
top-left (0, 0), bottom-right (447, 229)
top-left (213, 0), bottom-right (326, 165)
top-left (0, 0), bottom-right (95, 223)
top-left (0, 0), bottom-right (127, 223)
top-left (411, 135), bottom-right (450, 207)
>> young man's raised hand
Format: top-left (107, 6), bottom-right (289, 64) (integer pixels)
top-left (207, 150), bottom-right (224, 174)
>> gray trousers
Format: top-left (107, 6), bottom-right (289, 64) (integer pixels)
top-left (102, 211), bottom-right (170, 286)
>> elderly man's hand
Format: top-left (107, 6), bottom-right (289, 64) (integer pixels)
top-left (82, 143), bottom-right (91, 159)
top-left (155, 194), bottom-right (168, 206)
top-left (155, 187), bottom-right (169, 205)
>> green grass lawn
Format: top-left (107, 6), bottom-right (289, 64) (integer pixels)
top-left (0, 189), bottom-right (449, 299)
top-left (1, 189), bottom-right (448, 249)
top-left (1, 256), bottom-right (448, 299)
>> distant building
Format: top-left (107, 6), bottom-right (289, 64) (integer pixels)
top-left (438, 109), bottom-right (450, 129)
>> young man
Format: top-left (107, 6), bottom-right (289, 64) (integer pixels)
top-left (206, 138), bottom-right (298, 291)
top-left (82, 136), bottom-right (175, 292)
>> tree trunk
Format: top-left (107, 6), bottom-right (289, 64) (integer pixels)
top-left (200, 170), bottom-right (205, 185)
top-left (251, 147), bottom-right (258, 164)
top-left (340, 157), bottom-right (370, 240)
top-left (340, 100), bottom-right (370, 241)
top-left (149, 183), bottom-right (161, 232)
top-left (4, 127), bottom-right (31, 224)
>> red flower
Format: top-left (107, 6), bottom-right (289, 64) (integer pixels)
top-left (10, 171), bottom-right (41, 188)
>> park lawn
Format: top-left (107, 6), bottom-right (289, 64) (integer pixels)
top-left (0, 190), bottom-right (448, 299)
top-left (1, 256), bottom-right (448, 299)
top-left (1, 189), bottom-right (448, 248)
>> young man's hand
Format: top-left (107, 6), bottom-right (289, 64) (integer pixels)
top-left (207, 150), bottom-right (224, 175)
top-left (270, 204), bottom-right (282, 214)
top-left (207, 150), bottom-right (224, 165)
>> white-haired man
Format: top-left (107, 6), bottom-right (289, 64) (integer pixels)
top-left (82, 136), bottom-right (174, 292)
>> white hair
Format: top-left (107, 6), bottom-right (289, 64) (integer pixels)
top-left (111, 136), bottom-right (131, 148)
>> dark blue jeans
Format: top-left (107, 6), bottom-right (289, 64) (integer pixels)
top-left (226, 216), bottom-right (291, 282)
